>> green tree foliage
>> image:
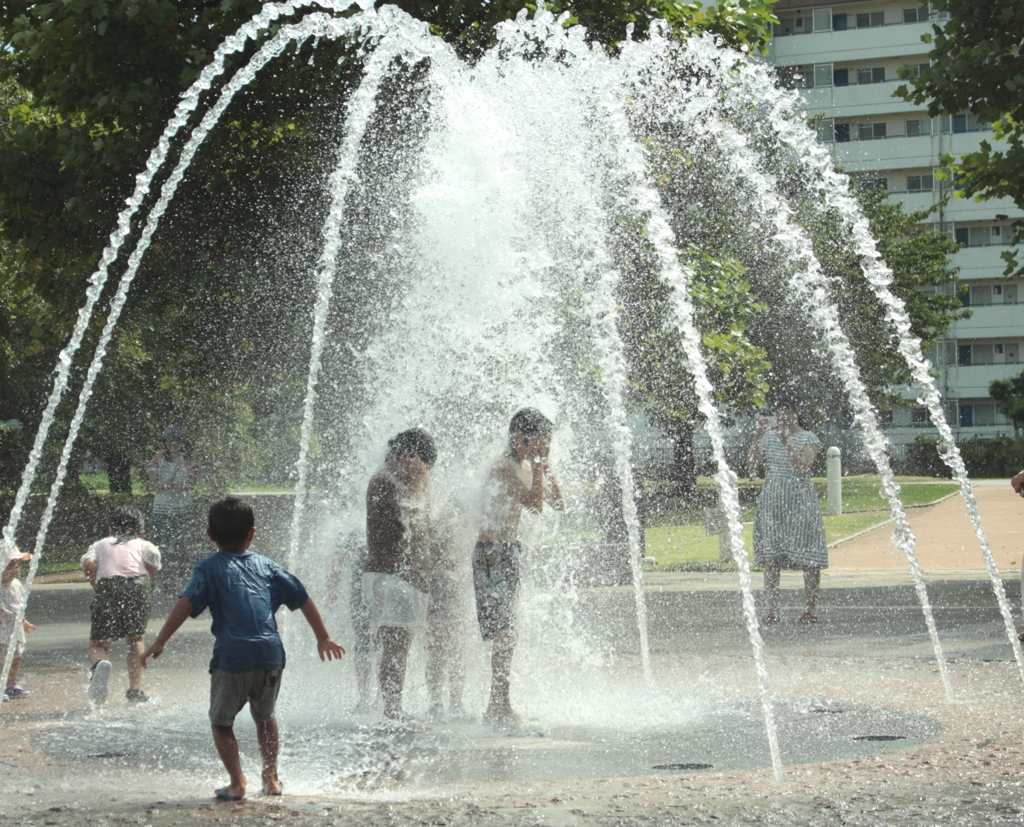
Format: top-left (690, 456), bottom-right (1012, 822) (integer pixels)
top-left (989, 370), bottom-right (1024, 436)
top-left (0, 0), bottom-right (776, 493)
top-left (896, 0), bottom-right (1024, 278)
top-left (808, 183), bottom-right (967, 409)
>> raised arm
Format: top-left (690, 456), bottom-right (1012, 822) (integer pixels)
top-left (298, 597), bottom-right (345, 661)
top-left (545, 471), bottom-right (566, 512)
top-left (745, 427), bottom-right (766, 478)
top-left (141, 596), bottom-right (193, 667)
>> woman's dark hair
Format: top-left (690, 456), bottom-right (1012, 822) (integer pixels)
top-left (386, 428), bottom-right (437, 468)
top-left (110, 507), bottom-right (145, 544)
top-left (207, 496), bottom-right (255, 547)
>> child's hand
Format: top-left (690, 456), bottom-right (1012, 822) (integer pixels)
top-left (140, 641), bottom-right (163, 668)
top-left (22, 620), bottom-right (35, 633)
top-left (317, 637), bottom-right (345, 662)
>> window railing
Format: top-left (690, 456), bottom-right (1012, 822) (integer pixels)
top-left (819, 125), bottom-right (992, 144)
top-left (772, 17), bottom-right (937, 37)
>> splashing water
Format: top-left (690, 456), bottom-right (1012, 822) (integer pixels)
top-left (4, 1), bottom-right (1013, 787)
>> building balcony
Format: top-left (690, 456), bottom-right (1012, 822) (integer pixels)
top-left (799, 80), bottom-right (918, 119)
top-left (941, 193), bottom-right (1022, 222)
top-left (770, 22), bottom-right (932, 66)
top-left (936, 364), bottom-right (1023, 397)
top-left (950, 304), bottom-right (1023, 337)
top-left (953, 245), bottom-right (1017, 280)
top-left (830, 134), bottom-right (942, 171)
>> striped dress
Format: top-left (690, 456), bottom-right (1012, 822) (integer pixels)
top-left (753, 429), bottom-right (828, 569)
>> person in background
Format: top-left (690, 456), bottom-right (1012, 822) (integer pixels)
top-left (1, 545), bottom-right (36, 701)
top-left (364, 428), bottom-right (437, 721)
top-left (426, 499), bottom-right (471, 721)
top-left (746, 399), bottom-right (827, 625)
top-left (1010, 470), bottom-right (1024, 642)
top-left (148, 424), bottom-right (197, 589)
top-left (81, 506), bottom-right (161, 705)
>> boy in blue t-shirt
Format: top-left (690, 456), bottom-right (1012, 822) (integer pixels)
top-left (141, 497), bottom-right (344, 801)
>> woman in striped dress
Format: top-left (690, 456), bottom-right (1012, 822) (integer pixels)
top-left (746, 405), bottom-right (826, 624)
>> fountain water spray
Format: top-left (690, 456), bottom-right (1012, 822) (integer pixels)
top-left (3, 1), bottom-right (1002, 787)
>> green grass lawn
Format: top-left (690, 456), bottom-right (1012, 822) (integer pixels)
top-left (645, 512), bottom-right (894, 570)
top-left (817, 477), bottom-right (958, 511)
top-left (644, 478), bottom-right (958, 571)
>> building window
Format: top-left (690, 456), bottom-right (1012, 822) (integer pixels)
top-left (835, 123), bottom-right (851, 142)
top-left (834, 67), bottom-right (849, 86)
top-left (859, 177), bottom-right (888, 191)
top-left (971, 285), bottom-right (993, 306)
top-left (959, 404), bottom-right (973, 427)
top-left (912, 407), bottom-right (932, 425)
top-left (942, 113), bottom-right (990, 133)
top-left (957, 344), bottom-right (972, 365)
top-left (975, 404), bottom-right (996, 426)
top-left (856, 11), bottom-right (885, 27)
top-left (903, 62), bottom-right (931, 78)
top-left (813, 8), bottom-right (833, 32)
top-left (955, 227), bottom-right (969, 247)
top-left (833, 13), bottom-right (848, 30)
top-left (903, 6), bottom-right (930, 24)
top-left (971, 345), bottom-right (994, 365)
top-left (776, 66), bottom-right (806, 90)
top-left (858, 122), bottom-right (887, 140)
top-left (970, 226), bottom-right (991, 247)
top-left (814, 63), bottom-right (833, 87)
top-left (906, 118), bottom-right (932, 136)
top-left (907, 174), bottom-right (934, 192)
top-left (857, 67), bottom-right (886, 84)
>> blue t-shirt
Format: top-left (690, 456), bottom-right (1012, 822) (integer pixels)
top-left (182, 550), bottom-right (309, 673)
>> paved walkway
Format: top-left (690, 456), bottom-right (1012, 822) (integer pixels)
top-left (828, 479), bottom-right (1020, 572)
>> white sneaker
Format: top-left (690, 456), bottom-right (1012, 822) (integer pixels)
top-left (88, 660), bottom-right (112, 705)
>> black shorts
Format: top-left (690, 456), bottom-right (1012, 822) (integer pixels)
top-left (472, 541), bottom-right (521, 641)
top-left (90, 576), bottom-right (152, 640)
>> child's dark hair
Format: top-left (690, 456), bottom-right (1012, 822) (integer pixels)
top-left (508, 407), bottom-right (553, 452)
top-left (386, 428), bottom-right (437, 468)
top-left (207, 496), bottom-right (255, 548)
top-left (110, 507), bottom-right (145, 544)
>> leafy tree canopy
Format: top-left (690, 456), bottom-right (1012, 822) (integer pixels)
top-left (896, 0), bottom-right (1024, 278)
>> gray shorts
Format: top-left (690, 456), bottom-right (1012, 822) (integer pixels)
top-left (472, 540), bottom-right (521, 641)
top-left (209, 668), bottom-right (282, 727)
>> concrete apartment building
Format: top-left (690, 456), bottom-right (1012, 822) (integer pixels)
top-left (767, 0), bottom-right (1023, 444)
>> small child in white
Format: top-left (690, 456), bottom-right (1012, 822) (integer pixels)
top-left (1, 545), bottom-right (36, 701)
top-left (81, 506), bottom-right (161, 705)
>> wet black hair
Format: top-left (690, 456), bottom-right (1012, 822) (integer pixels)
top-left (507, 407), bottom-right (554, 453)
top-left (509, 407), bottom-right (553, 438)
top-left (110, 507), bottom-right (145, 544)
top-left (386, 427), bottom-right (437, 468)
top-left (207, 496), bottom-right (255, 548)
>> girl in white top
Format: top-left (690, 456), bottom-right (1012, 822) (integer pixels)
top-left (81, 507), bottom-right (161, 705)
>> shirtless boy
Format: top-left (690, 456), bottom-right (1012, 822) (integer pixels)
top-left (474, 408), bottom-right (564, 728)
top-left (364, 427), bottom-right (437, 720)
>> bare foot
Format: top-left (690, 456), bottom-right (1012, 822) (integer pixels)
top-left (799, 611), bottom-right (819, 624)
top-left (762, 610), bottom-right (780, 626)
top-left (260, 767), bottom-right (282, 796)
top-left (483, 705), bottom-right (522, 731)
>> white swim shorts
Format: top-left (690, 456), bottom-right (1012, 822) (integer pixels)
top-left (362, 572), bottom-right (428, 635)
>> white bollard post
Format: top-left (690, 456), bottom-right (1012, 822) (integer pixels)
top-left (826, 446), bottom-right (842, 516)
